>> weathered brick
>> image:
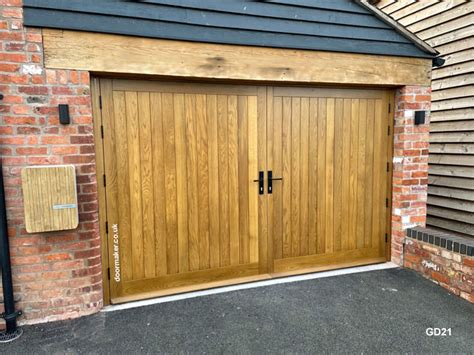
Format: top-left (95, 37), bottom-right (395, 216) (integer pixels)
top-left (404, 239), bottom-right (473, 304)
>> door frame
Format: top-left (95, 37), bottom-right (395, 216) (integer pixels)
top-left (92, 76), bottom-right (395, 305)
top-left (91, 77), bottom-right (111, 305)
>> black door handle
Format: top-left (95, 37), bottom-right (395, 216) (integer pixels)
top-left (253, 171), bottom-right (264, 195)
top-left (267, 171), bottom-right (283, 194)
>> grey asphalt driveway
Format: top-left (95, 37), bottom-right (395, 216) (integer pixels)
top-left (3, 267), bottom-right (473, 354)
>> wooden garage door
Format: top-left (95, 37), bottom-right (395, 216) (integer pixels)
top-left (97, 79), bottom-right (392, 302)
top-left (267, 87), bottom-right (392, 275)
top-left (99, 80), bottom-right (267, 302)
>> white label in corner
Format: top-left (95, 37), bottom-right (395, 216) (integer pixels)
top-left (53, 204), bottom-right (77, 210)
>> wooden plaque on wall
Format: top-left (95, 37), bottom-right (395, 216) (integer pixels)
top-left (22, 165), bottom-right (79, 233)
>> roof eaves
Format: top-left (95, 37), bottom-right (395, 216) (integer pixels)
top-left (354, 0), bottom-right (439, 57)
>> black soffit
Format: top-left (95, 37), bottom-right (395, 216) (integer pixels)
top-left (23, 0), bottom-right (436, 58)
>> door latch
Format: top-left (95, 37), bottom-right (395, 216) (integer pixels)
top-left (253, 171), bottom-right (264, 195)
top-left (267, 171), bottom-right (283, 194)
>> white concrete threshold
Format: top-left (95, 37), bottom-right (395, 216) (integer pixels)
top-left (102, 262), bottom-right (398, 313)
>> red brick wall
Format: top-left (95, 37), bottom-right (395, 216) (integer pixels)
top-left (0, 0), bottom-right (102, 325)
top-left (404, 238), bottom-right (473, 303)
top-left (391, 86), bottom-right (431, 265)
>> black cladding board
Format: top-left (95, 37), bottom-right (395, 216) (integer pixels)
top-left (23, 0), bottom-right (435, 58)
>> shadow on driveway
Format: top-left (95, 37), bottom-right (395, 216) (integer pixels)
top-left (3, 268), bottom-right (474, 354)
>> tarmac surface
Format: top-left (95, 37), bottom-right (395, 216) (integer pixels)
top-left (2, 267), bottom-right (473, 354)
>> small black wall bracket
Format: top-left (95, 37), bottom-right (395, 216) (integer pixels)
top-left (432, 57), bottom-right (445, 68)
top-left (58, 104), bottom-right (71, 125)
top-left (414, 111), bottom-right (426, 125)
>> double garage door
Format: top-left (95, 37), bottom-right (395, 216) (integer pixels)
top-left (97, 79), bottom-right (393, 303)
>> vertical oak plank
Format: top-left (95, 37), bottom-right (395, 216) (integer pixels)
top-left (138, 92), bottom-right (156, 278)
top-left (333, 98), bottom-right (344, 252)
top-left (257, 87), bottom-right (267, 273)
top-left (174, 93), bottom-right (189, 273)
top-left (266, 87), bottom-right (274, 272)
top-left (316, 98), bottom-right (327, 254)
top-left (162, 93), bottom-right (179, 274)
top-left (291, 97), bottom-right (301, 257)
top-left (300, 97), bottom-right (310, 256)
top-left (282, 97), bottom-right (292, 258)
top-left (325, 98), bottom-right (335, 254)
top-left (150, 93), bottom-right (168, 276)
top-left (228, 95), bottom-right (240, 266)
top-left (238, 96), bottom-right (249, 264)
top-left (110, 91), bottom-right (132, 283)
top-left (217, 95), bottom-right (230, 267)
top-left (207, 95), bottom-right (220, 268)
top-left (125, 91), bottom-right (144, 279)
top-left (372, 98), bottom-right (383, 252)
top-left (341, 99), bottom-right (352, 251)
top-left (196, 94), bottom-right (210, 270)
top-left (248, 95), bottom-right (259, 264)
top-left (365, 99), bottom-right (375, 248)
top-left (272, 96), bottom-right (283, 260)
top-left (185, 94), bottom-right (200, 271)
top-left (308, 98), bottom-right (318, 255)
top-left (356, 99), bottom-right (367, 249)
top-left (349, 99), bottom-right (359, 250)
top-left (102, 80), bottom-right (121, 297)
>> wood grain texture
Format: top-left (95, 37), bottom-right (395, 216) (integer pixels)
top-left (185, 93), bottom-right (200, 271)
top-left (162, 92), bottom-right (179, 275)
top-left (228, 95), bottom-right (240, 266)
top-left (257, 87), bottom-right (268, 274)
top-left (308, 98), bottom-right (319, 255)
top-left (300, 98), bottom-right (310, 256)
top-left (238, 96), bottom-right (250, 264)
top-left (150, 93), bottom-right (168, 276)
top-left (282, 97), bottom-right (292, 258)
top-left (325, 98), bottom-right (335, 254)
top-left (333, 98), bottom-right (343, 252)
top-left (207, 95), bottom-right (220, 268)
top-left (43, 29), bottom-right (432, 86)
top-left (341, 99), bottom-right (351, 251)
top-left (365, 100), bottom-right (375, 248)
top-left (174, 93), bottom-right (189, 273)
top-left (317, 98), bottom-right (327, 254)
top-left (100, 79), bottom-right (263, 300)
top-left (291, 97), bottom-right (301, 257)
top-left (101, 79), bottom-right (122, 298)
top-left (272, 96), bottom-right (283, 260)
top-left (138, 92), bottom-right (155, 278)
top-left (99, 80), bottom-right (393, 302)
top-left (196, 94), bottom-right (210, 270)
top-left (22, 166), bottom-right (78, 233)
top-left (376, 0), bottom-right (474, 237)
top-left (125, 91), bottom-right (144, 279)
top-left (248, 96), bottom-right (259, 264)
top-left (267, 87), bottom-right (390, 273)
top-left (217, 94), bottom-right (230, 267)
top-left (356, 99), bottom-right (367, 250)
